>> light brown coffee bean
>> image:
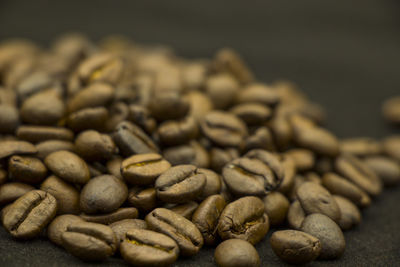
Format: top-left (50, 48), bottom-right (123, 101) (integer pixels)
top-left (47, 214), bottom-right (84, 246)
top-left (8, 155), bottom-right (47, 184)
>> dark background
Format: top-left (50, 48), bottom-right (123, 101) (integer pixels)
top-left (0, 0), bottom-right (400, 266)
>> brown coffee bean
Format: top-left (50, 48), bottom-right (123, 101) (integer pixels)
top-left (163, 141), bottom-right (210, 168)
top-left (47, 214), bottom-right (84, 246)
top-left (197, 168), bottom-right (221, 200)
top-left (0, 105), bottom-right (19, 134)
top-left (285, 148), bottom-right (315, 172)
top-left (17, 125), bottom-right (74, 143)
top-left (236, 83), bottom-right (279, 106)
top-left (382, 95), bottom-right (400, 124)
top-left (40, 175), bottom-right (80, 214)
top-left (8, 155), bottom-right (47, 184)
top-left (77, 53), bottom-right (123, 85)
top-left (61, 221), bottom-right (117, 261)
top-left (269, 112), bottom-right (293, 150)
top-left (120, 228), bottom-right (179, 267)
top-left (67, 82), bottom-right (114, 113)
top-left (301, 213), bottom-right (345, 259)
top-left (214, 239), bottom-right (260, 267)
top-left (0, 140), bottom-right (37, 159)
top-left (210, 147), bottom-right (239, 173)
top-left (263, 192), bottom-right (290, 226)
top-left (296, 182), bottom-right (341, 223)
top-left (181, 62), bottom-right (207, 90)
top-left (157, 116), bottom-right (198, 146)
top-left (214, 48), bottom-right (254, 84)
top-left (333, 195), bottom-right (362, 230)
top-left (75, 130), bottom-right (116, 161)
top-left (45, 150), bottom-right (90, 184)
top-left (287, 200), bottom-right (306, 230)
top-left (382, 135), bottom-right (400, 162)
top-left (110, 218), bottom-right (147, 244)
top-left (277, 155), bottom-right (296, 194)
top-left (218, 196), bottom-right (269, 245)
top-left (67, 107), bottom-right (109, 132)
top-left (0, 182), bottom-right (35, 206)
top-left (340, 138), bottom-right (382, 156)
top-left (105, 102), bottom-right (130, 132)
top-left (35, 140), bottom-right (76, 160)
top-left (270, 230), bottom-right (321, 265)
top-left (363, 156), bottom-right (400, 186)
top-left (149, 91), bottom-right (189, 122)
top-left (80, 207), bottom-right (138, 225)
top-left (121, 153), bottom-right (171, 185)
top-left (128, 187), bottom-right (157, 212)
top-left (3, 190), bottom-right (57, 239)
top-left (243, 126), bottom-right (276, 152)
top-left (169, 201), bottom-right (198, 220)
top-left (106, 156), bottom-right (123, 179)
top-left (80, 175), bottom-right (128, 214)
top-left (205, 73), bottom-right (239, 109)
top-left (183, 91), bottom-right (213, 122)
top-left (230, 103), bottom-right (272, 125)
top-left (146, 208), bottom-right (203, 256)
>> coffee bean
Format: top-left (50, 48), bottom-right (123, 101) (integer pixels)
top-left (40, 175), bottom-right (80, 214)
top-left (322, 172), bottom-right (371, 207)
top-left (80, 207), bottom-right (138, 225)
top-left (214, 239), bottom-right (260, 267)
top-left (149, 91), bottom-right (189, 122)
top-left (169, 201), bottom-right (198, 220)
top-left (110, 218), bottom-right (147, 245)
top-left (35, 140), bottom-right (76, 160)
top-left (218, 196), bottom-right (269, 245)
top-left (363, 156), bottom-right (400, 186)
top-left (201, 111), bottom-right (248, 148)
top-left (335, 154), bottom-right (383, 196)
top-left (181, 62), bottom-right (207, 90)
top-left (192, 195), bottom-right (226, 245)
top-left (2, 190), bottom-right (57, 239)
top-left (236, 83), bottom-right (279, 106)
top-left (0, 105), bottom-right (19, 134)
top-left (230, 103), bottom-right (272, 126)
top-left (382, 135), bottom-right (400, 162)
top-left (183, 91), bottom-right (213, 122)
top-left (276, 155), bottom-right (296, 194)
top-left (120, 228), bottom-right (179, 267)
top-left (67, 107), bottom-right (109, 132)
top-left (80, 175), bottom-right (128, 214)
top-left (333, 195), bottom-right (362, 231)
top-left (287, 200), bottom-right (306, 230)
top-left (262, 192), bottom-right (290, 226)
top-left (8, 155), bottom-right (47, 184)
top-left (77, 53), bottom-right (123, 85)
top-left (47, 214), bottom-right (84, 246)
top-left (269, 112), bottom-right (293, 150)
top-left (113, 121), bottom-right (159, 156)
top-left (301, 213), bottom-right (345, 259)
top-left (146, 208), bottom-right (203, 256)
top-left (243, 126), bottom-right (276, 152)
top-left (106, 156), bottom-right (123, 179)
top-left (75, 130), bottom-right (116, 161)
top-left (340, 138), bottom-right (382, 156)
top-left (285, 148), bottom-right (315, 172)
top-left (0, 140), bottom-right (37, 159)
top-left (17, 125), bottom-right (74, 143)
top-left (205, 73), bottom-right (239, 109)
top-left (0, 182), bottom-right (35, 206)
top-left (196, 168), bottom-right (221, 200)
top-left (15, 71), bottom-right (55, 101)
top-left (210, 147), bottom-right (239, 173)
top-left (155, 165), bottom-right (206, 203)
top-left (163, 141), bottom-right (210, 168)
top-left (105, 102), bottom-right (130, 132)
top-left (121, 153), bottom-right (171, 185)
top-left (128, 187), bottom-right (157, 212)
top-left (270, 230), bottom-right (321, 265)
top-left (61, 221), bottom-right (117, 261)
top-left (382, 95), bottom-right (400, 124)
top-left (157, 116), bottom-right (198, 146)
top-left (296, 182), bottom-right (341, 223)
top-left (45, 150), bottom-right (90, 184)
top-left (214, 48), bottom-right (254, 84)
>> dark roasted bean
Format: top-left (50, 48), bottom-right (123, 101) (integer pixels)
top-left (9, 155), bottom-right (47, 184)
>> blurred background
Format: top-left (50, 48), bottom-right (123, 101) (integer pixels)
top-left (1, 0), bottom-right (399, 139)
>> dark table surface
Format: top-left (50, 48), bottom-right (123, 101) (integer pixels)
top-left (1, 0), bottom-right (400, 266)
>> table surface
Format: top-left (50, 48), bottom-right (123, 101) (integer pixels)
top-left (1, 0), bottom-right (400, 266)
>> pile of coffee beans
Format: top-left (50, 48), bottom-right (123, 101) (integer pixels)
top-left (0, 34), bottom-right (399, 266)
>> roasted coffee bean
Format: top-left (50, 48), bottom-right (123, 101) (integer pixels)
top-left (214, 48), bottom-right (254, 84)
top-left (121, 153), bottom-right (171, 185)
top-left (80, 207), bottom-right (138, 224)
top-left (2, 190), bottom-right (57, 239)
top-left (67, 82), bottom-right (114, 113)
top-left (296, 182), bottom-right (341, 222)
top-left (155, 165), bottom-right (206, 203)
top-left (67, 107), bottom-right (109, 132)
top-left (382, 95), bottom-right (400, 124)
top-left (382, 135), bottom-right (400, 162)
top-left (285, 148), bottom-right (315, 172)
top-left (197, 168), bottom-right (221, 200)
top-left (15, 71), bottom-right (54, 100)
top-left (210, 147), bottom-right (239, 173)
top-left (149, 91), bottom-right (189, 122)
top-left (75, 130), bottom-right (116, 161)
top-left (287, 200), bottom-right (306, 230)
top-left (340, 138), bottom-right (382, 156)
top-left (105, 102), bottom-right (130, 132)
top-left (183, 91), bottom-right (213, 122)
top-left (335, 154), bottom-right (382, 196)
top-left (214, 239), bottom-right (260, 267)
top-left (77, 53), bottom-right (123, 85)
top-left (128, 187), bottom-right (157, 212)
top-left (163, 141), bottom-right (210, 168)
top-left (47, 214), bottom-right (84, 246)
top-left (263, 192), bottom-right (290, 226)
top-left (218, 196), bottom-right (269, 245)
top-left (127, 105), bottom-right (157, 134)
top-left (106, 156), bottom-right (123, 179)
top-left (363, 156), bottom-right (400, 186)
top-left (201, 111), bottom-right (248, 148)
top-left (20, 90), bottom-right (65, 125)
top-left (301, 213), bottom-right (345, 259)
top-left (45, 150), bottom-right (90, 184)
top-left (230, 103), bottom-right (272, 125)
top-left (243, 126), bottom-right (276, 152)
top-left (120, 228), bottom-right (179, 267)
top-left (0, 105), bottom-right (19, 134)
top-left (333, 195), bottom-right (362, 230)
top-left (157, 116), bottom-right (198, 146)
top-left (8, 155), bottom-right (47, 184)
top-left (192, 195), bottom-right (226, 245)
top-left (322, 173), bottom-right (371, 207)
top-left (40, 175), bottom-right (80, 214)
top-left (205, 73), bottom-right (239, 109)
top-left (80, 175), bottom-right (128, 214)
top-left (181, 62), bottom-right (207, 90)
top-left (0, 140), bottom-right (37, 159)
top-left (270, 230), bottom-right (322, 265)
top-left (17, 126), bottom-right (74, 143)
top-left (276, 155), bottom-right (296, 194)
top-left (110, 218), bottom-right (147, 244)
top-left (0, 88), bottom-right (17, 106)
top-left (35, 140), bottom-right (76, 160)
top-left (0, 182), bottom-right (34, 206)
top-left (236, 83), bottom-right (279, 106)
top-left (113, 121), bottom-right (159, 156)
top-left (146, 208), bottom-right (203, 256)
top-left (290, 114), bottom-right (339, 156)
top-left (61, 221), bottom-right (117, 261)
top-left (269, 112), bottom-right (293, 150)
top-left (169, 201), bottom-right (198, 220)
